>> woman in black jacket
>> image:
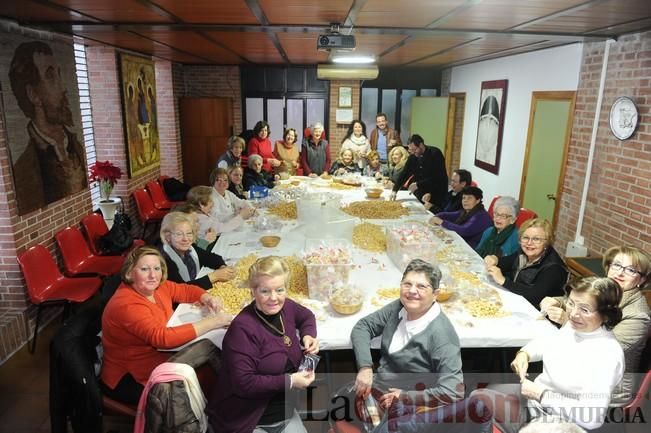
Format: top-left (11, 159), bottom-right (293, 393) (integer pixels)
top-left (159, 212), bottom-right (235, 289)
top-left (243, 154), bottom-right (276, 191)
top-left (484, 218), bottom-right (568, 308)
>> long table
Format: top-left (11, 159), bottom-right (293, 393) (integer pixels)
top-left (169, 177), bottom-right (558, 350)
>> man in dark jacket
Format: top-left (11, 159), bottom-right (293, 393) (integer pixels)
top-left (390, 134), bottom-right (448, 212)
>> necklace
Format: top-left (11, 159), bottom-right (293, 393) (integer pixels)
top-left (254, 308), bottom-right (292, 347)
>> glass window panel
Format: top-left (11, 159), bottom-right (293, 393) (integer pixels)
top-left (287, 99), bottom-right (304, 151)
top-left (420, 89), bottom-right (437, 97)
top-left (245, 98), bottom-right (264, 130)
top-left (381, 89), bottom-right (397, 130)
top-left (400, 90), bottom-right (417, 144)
top-left (266, 99), bottom-right (284, 144)
top-left (306, 99), bottom-right (325, 141)
top-left (361, 88), bottom-right (378, 136)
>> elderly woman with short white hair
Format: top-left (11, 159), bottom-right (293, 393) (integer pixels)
top-left (475, 196), bottom-right (521, 258)
top-left (243, 153), bottom-right (277, 191)
top-left (159, 212), bottom-right (235, 289)
top-left (300, 122), bottom-right (332, 177)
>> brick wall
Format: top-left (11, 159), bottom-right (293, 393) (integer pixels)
top-left (555, 31), bottom-right (651, 255)
top-left (86, 46), bottom-right (182, 237)
top-left (328, 80), bottom-right (362, 158)
top-left (173, 65), bottom-right (242, 135)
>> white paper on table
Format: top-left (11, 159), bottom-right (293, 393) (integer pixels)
top-left (196, 266), bottom-right (214, 280)
top-left (162, 303), bottom-right (226, 351)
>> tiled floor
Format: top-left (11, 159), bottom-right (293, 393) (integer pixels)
top-left (0, 318), bottom-right (134, 433)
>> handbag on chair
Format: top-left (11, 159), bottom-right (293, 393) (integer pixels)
top-left (99, 202), bottom-right (134, 255)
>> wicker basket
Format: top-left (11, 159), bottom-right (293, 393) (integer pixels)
top-left (365, 188), bottom-right (383, 199)
top-left (260, 235), bottom-right (281, 247)
top-left (331, 300), bottom-right (363, 315)
top-left (437, 289), bottom-right (453, 302)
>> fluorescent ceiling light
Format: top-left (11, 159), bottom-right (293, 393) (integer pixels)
top-left (331, 54), bottom-right (375, 64)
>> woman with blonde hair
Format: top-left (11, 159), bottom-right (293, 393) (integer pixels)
top-left (484, 218), bottom-right (568, 307)
top-left (208, 167), bottom-right (255, 232)
top-left (382, 145), bottom-right (409, 188)
top-left (329, 147), bottom-right (361, 175)
top-left (159, 211), bottom-right (234, 289)
top-left (207, 256), bottom-right (318, 433)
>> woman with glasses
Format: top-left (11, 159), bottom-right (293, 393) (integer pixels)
top-left (540, 245), bottom-right (650, 405)
top-left (160, 212), bottom-right (235, 289)
top-left (101, 246), bottom-right (231, 405)
top-left (349, 259), bottom-right (464, 431)
top-left (209, 167), bottom-right (256, 233)
top-left (471, 276), bottom-right (624, 432)
top-left (430, 186), bottom-right (493, 248)
top-left (207, 256), bottom-right (319, 433)
top-left (475, 196), bottom-right (521, 258)
top-left (484, 218), bottom-right (568, 308)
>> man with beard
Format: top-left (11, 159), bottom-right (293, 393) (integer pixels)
top-left (9, 41), bottom-right (87, 213)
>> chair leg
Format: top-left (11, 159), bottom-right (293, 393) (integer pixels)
top-left (30, 304), bottom-right (42, 354)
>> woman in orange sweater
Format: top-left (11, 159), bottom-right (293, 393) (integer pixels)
top-left (100, 246), bottom-right (231, 405)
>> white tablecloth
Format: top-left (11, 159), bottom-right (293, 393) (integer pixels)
top-left (170, 178), bottom-right (558, 350)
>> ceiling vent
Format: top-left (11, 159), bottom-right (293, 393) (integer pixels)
top-left (317, 64), bottom-right (379, 80)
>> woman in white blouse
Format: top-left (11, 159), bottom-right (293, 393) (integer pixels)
top-left (207, 168), bottom-right (255, 233)
top-left (471, 276), bottom-right (624, 432)
top-left (341, 120), bottom-right (371, 169)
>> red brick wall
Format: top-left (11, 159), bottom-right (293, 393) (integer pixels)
top-left (555, 31), bottom-right (651, 255)
top-left (328, 80), bottom-right (362, 158)
top-left (86, 46), bottom-right (182, 236)
top-left (173, 65), bottom-right (242, 135)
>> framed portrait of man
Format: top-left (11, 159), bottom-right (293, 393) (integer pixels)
top-left (118, 53), bottom-right (160, 177)
top-left (0, 33), bottom-right (88, 215)
top-left (474, 79), bottom-right (508, 174)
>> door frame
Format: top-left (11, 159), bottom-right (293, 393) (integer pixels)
top-left (448, 92), bottom-right (466, 175)
top-left (519, 91), bottom-right (576, 227)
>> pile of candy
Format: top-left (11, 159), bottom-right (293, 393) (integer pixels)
top-left (386, 223), bottom-right (438, 269)
top-left (303, 245), bottom-right (353, 302)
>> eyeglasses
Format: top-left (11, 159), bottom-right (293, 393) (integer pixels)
top-left (257, 287), bottom-right (287, 297)
top-left (493, 213), bottom-right (513, 220)
top-left (400, 281), bottom-right (432, 292)
top-left (520, 236), bottom-right (546, 245)
top-left (566, 299), bottom-right (596, 316)
top-left (609, 262), bottom-right (640, 278)
top-left (171, 231), bottom-right (194, 239)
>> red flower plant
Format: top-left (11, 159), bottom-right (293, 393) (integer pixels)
top-left (89, 160), bottom-right (123, 186)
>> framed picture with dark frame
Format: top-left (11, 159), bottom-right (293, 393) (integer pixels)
top-left (474, 79), bottom-right (508, 174)
top-left (118, 53), bottom-right (160, 177)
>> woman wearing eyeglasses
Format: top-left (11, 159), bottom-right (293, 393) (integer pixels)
top-left (484, 218), bottom-right (568, 308)
top-left (540, 245), bottom-right (650, 406)
top-left (207, 256), bottom-right (319, 433)
top-left (471, 277), bottom-right (624, 432)
top-left (159, 212), bottom-right (235, 289)
top-left (475, 196), bottom-right (521, 258)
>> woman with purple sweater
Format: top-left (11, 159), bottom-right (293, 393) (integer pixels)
top-left (207, 256), bottom-right (319, 433)
top-left (430, 186), bottom-right (492, 248)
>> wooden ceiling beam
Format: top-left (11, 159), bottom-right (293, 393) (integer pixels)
top-left (425, 0), bottom-right (483, 29)
top-left (244, 0), bottom-right (290, 63)
top-left (135, 0), bottom-right (182, 23)
top-left (35, 0), bottom-right (102, 22)
top-left (343, 0), bottom-right (368, 29)
top-left (402, 37), bottom-right (483, 66)
top-left (506, 0), bottom-right (610, 32)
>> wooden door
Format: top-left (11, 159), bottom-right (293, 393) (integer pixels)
top-left (410, 96), bottom-right (455, 174)
top-left (179, 98), bottom-right (233, 187)
top-left (519, 91), bottom-right (575, 226)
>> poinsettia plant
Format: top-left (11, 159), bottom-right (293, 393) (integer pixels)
top-left (89, 161), bottom-right (123, 201)
top-left (89, 160), bottom-right (123, 185)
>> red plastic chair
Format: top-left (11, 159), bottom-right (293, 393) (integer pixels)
top-left (80, 213), bottom-right (145, 256)
top-left (146, 180), bottom-right (184, 210)
top-left (55, 227), bottom-right (124, 277)
top-left (17, 245), bottom-right (102, 353)
top-left (133, 188), bottom-right (167, 239)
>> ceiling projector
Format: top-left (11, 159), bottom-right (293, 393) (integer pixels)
top-left (317, 34), bottom-right (356, 51)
